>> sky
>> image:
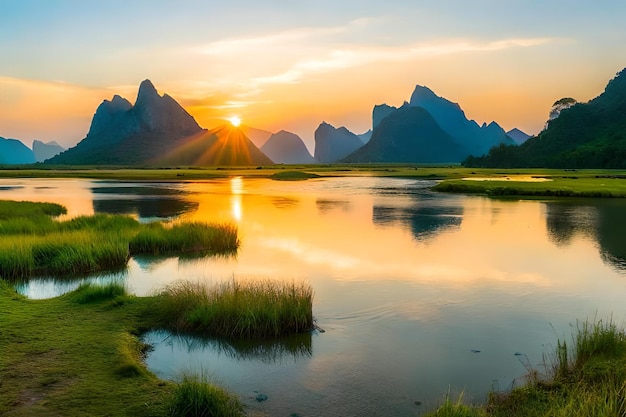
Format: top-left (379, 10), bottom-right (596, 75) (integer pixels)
top-left (1, 0), bottom-right (625, 152)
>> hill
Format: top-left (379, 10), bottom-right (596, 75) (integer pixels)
top-left (33, 140), bottom-right (65, 162)
top-left (0, 137), bottom-right (35, 164)
top-left (260, 130), bottom-right (314, 164)
top-left (464, 68), bottom-right (626, 168)
top-left (314, 122), bottom-right (364, 163)
top-left (153, 124), bottom-right (273, 166)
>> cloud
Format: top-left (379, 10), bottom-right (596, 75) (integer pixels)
top-left (250, 37), bottom-right (556, 87)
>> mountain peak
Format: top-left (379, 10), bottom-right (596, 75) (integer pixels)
top-left (136, 79), bottom-right (160, 103)
top-left (409, 85), bottom-right (437, 102)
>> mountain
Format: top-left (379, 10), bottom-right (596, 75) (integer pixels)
top-left (357, 129), bottom-right (373, 144)
top-left (32, 140), bottom-right (65, 162)
top-left (373, 104), bottom-right (399, 129)
top-left (343, 106), bottom-right (466, 163)
top-left (464, 68), bottom-right (626, 168)
top-left (153, 124), bottom-right (273, 166)
top-left (408, 85), bottom-right (514, 156)
top-left (240, 125), bottom-right (273, 149)
top-left (506, 128), bottom-right (531, 145)
top-left (260, 130), bottom-right (315, 164)
top-left (314, 122), bottom-right (364, 163)
top-left (47, 80), bottom-right (203, 165)
top-left (0, 137), bottom-right (35, 164)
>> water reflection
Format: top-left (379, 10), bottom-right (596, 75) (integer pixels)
top-left (92, 198), bottom-right (199, 220)
top-left (544, 200), bottom-right (626, 271)
top-left (316, 198), bottom-right (351, 214)
top-left (373, 193), bottom-right (463, 242)
top-left (144, 330), bottom-right (312, 364)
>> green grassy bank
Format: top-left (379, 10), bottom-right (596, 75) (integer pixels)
top-left (425, 319), bottom-right (626, 417)
top-left (0, 200), bottom-right (313, 416)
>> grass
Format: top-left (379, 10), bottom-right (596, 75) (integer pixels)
top-left (433, 174), bottom-right (626, 198)
top-left (0, 281), bottom-right (171, 416)
top-left (0, 201), bottom-right (240, 281)
top-left (151, 279), bottom-right (314, 338)
top-left (270, 170), bottom-right (321, 181)
top-left (169, 373), bottom-right (245, 417)
top-left (129, 222), bottom-right (239, 255)
top-left (424, 318), bottom-right (626, 417)
top-left (68, 282), bottom-right (127, 304)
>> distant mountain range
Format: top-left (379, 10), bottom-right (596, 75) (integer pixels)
top-left (47, 80), bottom-right (270, 166)
top-left (464, 68), bottom-right (626, 168)
top-left (0, 137), bottom-right (64, 164)
top-left (340, 85), bottom-right (516, 163)
top-left (8, 69), bottom-right (623, 168)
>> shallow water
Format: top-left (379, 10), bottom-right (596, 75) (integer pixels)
top-left (3, 176), bottom-right (626, 415)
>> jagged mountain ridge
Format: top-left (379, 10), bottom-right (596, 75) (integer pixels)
top-left (46, 80), bottom-right (269, 166)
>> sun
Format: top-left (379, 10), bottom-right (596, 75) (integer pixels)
top-left (228, 116), bottom-right (241, 127)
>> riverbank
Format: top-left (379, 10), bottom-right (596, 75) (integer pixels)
top-left (425, 319), bottom-right (626, 417)
top-left (2, 165), bottom-right (626, 197)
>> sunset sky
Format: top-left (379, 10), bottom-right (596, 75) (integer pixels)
top-left (1, 0), bottom-right (625, 152)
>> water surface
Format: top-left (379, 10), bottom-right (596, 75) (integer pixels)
top-left (3, 176), bottom-right (626, 416)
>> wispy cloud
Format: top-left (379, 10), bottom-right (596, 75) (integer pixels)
top-left (251, 37), bottom-right (556, 87)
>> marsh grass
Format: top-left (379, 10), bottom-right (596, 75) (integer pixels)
top-left (69, 282), bottom-right (127, 304)
top-left (425, 318), bottom-right (626, 417)
top-left (153, 279), bottom-right (314, 338)
top-left (169, 373), bottom-right (244, 417)
top-left (129, 222), bottom-right (239, 255)
top-left (0, 201), bottom-right (239, 281)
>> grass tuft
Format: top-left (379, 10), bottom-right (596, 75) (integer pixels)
top-left (69, 282), bottom-right (128, 304)
top-left (169, 373), bottom-right (244, 417)
top-left (152, 279), bottom-right (314, 339)
top-left (129, 222), bottom-right (239, 256)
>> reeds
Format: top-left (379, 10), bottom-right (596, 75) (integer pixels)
top-left (169, 373), bottom-right (244, 417)
top-left (129, 222), bottom-right (239, 255)
top-left (0, 201), bottom-right (239, 281)
top-left (153, 279), bottom-right (314, 339)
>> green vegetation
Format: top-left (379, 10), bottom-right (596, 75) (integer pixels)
top-left (68, 282), bottom-right (127, 304)
top-left (0, 281), bottom-right (170, 416)
top-left (270, 170), bottom-right (321, 180)
top-left (169, 374), bottom-right (244, 417)
top-left (129, 222), bottom-right (239, 255)
top-left (0, 200), bottom-right (315, 415)
top-left (433, 175), bottom-right (626, 198)
top-left (425, 319), bottom-right (626, 417)
top-left (151, 279), bottom-right (314, 338)
top-left (463, 69), bottom-right (626, 169)
top-left (0, 200), bottom-right (239, 281)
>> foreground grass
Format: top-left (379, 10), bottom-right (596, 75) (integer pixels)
top-left (425, 319), bottom-right (626, 417)
top-left (150, 279), bottom-right (314, 338)
top-left (0, 281), bottom-right (171, 416)
top-left (170, 374), bottom-right (244, 417)
top-left (0, 200), bottom-right (239, 281)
